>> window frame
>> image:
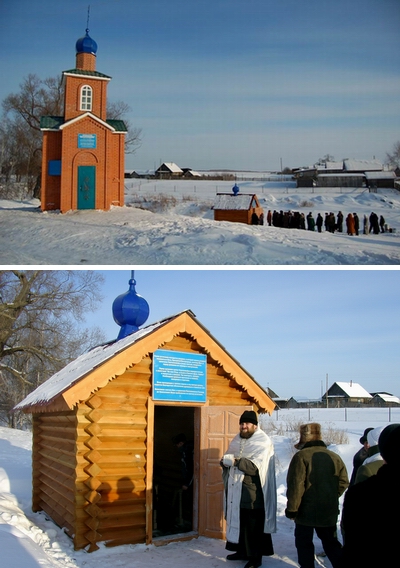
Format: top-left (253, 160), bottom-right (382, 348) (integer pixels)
top-left (80, 85), bottom-right (93, 111)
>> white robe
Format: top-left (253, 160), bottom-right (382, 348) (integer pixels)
top-left (223, 427), bottom-right (277, 543)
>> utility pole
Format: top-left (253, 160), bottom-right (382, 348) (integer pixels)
top-left (326, 373), bottom-right (329, 409)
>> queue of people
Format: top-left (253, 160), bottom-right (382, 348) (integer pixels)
top-left (220, 413), bottom-right (399, 568)
top-left (265, 209), bottom-right (389, 235)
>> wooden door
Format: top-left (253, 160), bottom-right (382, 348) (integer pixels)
top-left (77, 165), bottom-right (96, 209)
top-left (198, 406), bottom-right (251, 539)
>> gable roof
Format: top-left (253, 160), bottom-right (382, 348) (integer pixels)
top-left (329, 381), bottom-right (372, 398)
top-left (14, 310), bottom-right (274, 415)
top-left (372, 393), bottom-right (400, 404)
top-left (156, 162), bottom-right (183, 173)
top-left (40, 114), bottom-right (128, 133)
top-left (344, 159), bottom-right (383, 172)
top-left (214, 194), bottom-right (258, 210)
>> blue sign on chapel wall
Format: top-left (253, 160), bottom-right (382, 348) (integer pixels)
top-left (153, 350), bottom-right (207, 402)
top-left (78, 134), bottom-right (97, 149)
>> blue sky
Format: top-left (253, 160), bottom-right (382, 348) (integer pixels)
top-left (1, 0), bottom-right (399, 171)
top-left (80, 269), bottom-right (400, 400)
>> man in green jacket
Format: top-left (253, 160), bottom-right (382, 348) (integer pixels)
top-left (285, 423), bottom-right (349, 568)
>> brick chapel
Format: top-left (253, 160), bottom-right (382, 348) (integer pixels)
top-left (40, 29), bottom-right (127, 212)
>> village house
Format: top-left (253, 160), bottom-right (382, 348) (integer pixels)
top-left (322, 381), bottom-right (372, 407)
top-left (155, 162), bottom-right (184, 178)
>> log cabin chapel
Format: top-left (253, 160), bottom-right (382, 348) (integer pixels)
top-left (15, 272), bottom-right (274, 552)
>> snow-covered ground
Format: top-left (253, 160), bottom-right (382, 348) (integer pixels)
top-left (1, 407), bottom-right (399, 567)
top-left (1, 180), bottom-right (400, 265)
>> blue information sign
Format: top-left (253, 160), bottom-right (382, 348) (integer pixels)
top-left (153, 350), bottom-right (207, 402)
top-left (78, 134), bottom-right (97, 149)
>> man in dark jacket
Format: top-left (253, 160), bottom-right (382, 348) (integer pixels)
top-left (348, 427), bottom-right (373, 486)
top-left (285, 423), bottom-right (349, 568)
top-left (340, 423), bottom-right (400, 567)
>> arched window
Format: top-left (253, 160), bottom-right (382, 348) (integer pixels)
top-left (80, 85), bottom-right (93, 111)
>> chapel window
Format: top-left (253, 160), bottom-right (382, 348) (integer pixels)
top-left (80, 85), bottom-right (93, 111)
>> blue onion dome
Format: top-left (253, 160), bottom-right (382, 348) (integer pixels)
top-left (76, 29), bottom-right (98, 55)
top-left (112, 275), bottom-right (150, 340)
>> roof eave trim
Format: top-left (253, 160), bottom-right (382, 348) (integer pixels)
top-left (59, 112), bottom-right (115, 132)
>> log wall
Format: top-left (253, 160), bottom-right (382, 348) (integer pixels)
top-left (32, 332), bottom-right (259, 551)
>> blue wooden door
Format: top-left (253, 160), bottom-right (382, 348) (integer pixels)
top-left (77, 166), bottom-right (96, 209)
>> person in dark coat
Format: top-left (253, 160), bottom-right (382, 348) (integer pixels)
top-left (173, 433), bottom-right (194, 527)
top-left (369, 212), bottom-right (379, 234)
top-left (354, 425), bottom-right (385, 484)
top-left (340, 424), bottom-right (400, 567)
top-left (306, 212), bottom-right (315, 231)
top-left (353, 213), bottom-right (359, 235)
top-left (379, 215), bottom-right (385, 232)
top-left (349, 427), bottom-right (373, 486)
top-left (285, 423), bottom-right (349, 568)
top-left (316, 213), bottom-right (323, 233)
top-left (251, 212), bottom-right (259, 225)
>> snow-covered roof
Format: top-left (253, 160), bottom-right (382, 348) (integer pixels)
top-left (318, 173), bottom-right (365, 178)
top-left (157, 162), bottom-right (183, 173)
top-left (365, 171), bottom-right (396, 180)
top-left (331, 382), bottom-right (372, 398)
top-left (372, 393), bottom-right (400, 404)
top-left (214, 194), bottom-right (256, 210)
top-left (316, 161), bottom-right (343, 171)
top-left (344, 159), bottom-right (383, 172)
top-left (14, 314), bottom-right (178, 410)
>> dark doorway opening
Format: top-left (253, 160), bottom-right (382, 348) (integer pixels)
top-left (153, 406), bottom-right (195, 538)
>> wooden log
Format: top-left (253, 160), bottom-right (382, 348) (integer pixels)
top-left (103, 526), bottom-right (146, 547)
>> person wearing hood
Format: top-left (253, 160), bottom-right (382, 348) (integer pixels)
top-left (354, 425), bottom-right (385, 484)
top-left (221, 410), bottom-right (277, 568)
top-left (285, 423), bottom-right (349, 568)
top-left (349, 427), bottom-right (373, 486)
top-left (340, 424), bottom-right (400, 567)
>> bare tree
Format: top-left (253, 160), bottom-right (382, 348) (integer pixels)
top-left (385, 141), bottom-right (400, 169)
top-left (0, 270), bottom-right (106, 428)
top-left (107, 99), bottom-right (142, 154)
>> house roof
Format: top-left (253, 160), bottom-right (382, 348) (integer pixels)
top-left (63, 68), bottom-right (111, 80)
top-left (372, 393), bottom-right (400, 404)
top-left (156, 162), bottom-right (183, 173)
top-left (344, 159), bottom-right (383, 172)
top-left (365, 171), bottom-right (396, 180)
top-left (214, 194), bottom-right (257, 210)
top-left (14, 310), bottom-right (274, 415)
top-left (329, 381), bottom-right (372, 398)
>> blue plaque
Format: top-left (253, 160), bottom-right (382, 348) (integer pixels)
top-left (78, 134), bottom-right (97, 149)
top-left (153, 350), bottom-right (207, 402)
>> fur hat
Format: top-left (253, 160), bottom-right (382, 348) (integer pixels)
top-left (378, 424), bottom-right (400, 466)
top-left (294, 423), bottom-right (322, 449)
top-left (239, 410), bottom-right (258, 425)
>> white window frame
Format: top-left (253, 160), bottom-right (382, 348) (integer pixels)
top-left (80, 85), bottom-right (93, 111)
